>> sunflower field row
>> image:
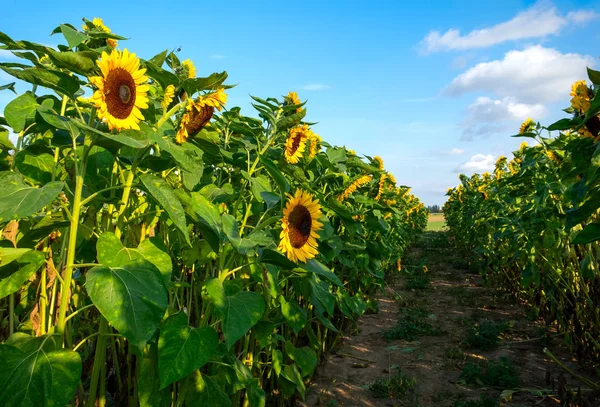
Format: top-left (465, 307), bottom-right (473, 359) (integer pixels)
top-left (0, 18), bottom-right (427, 406)
top-left (444, 67), bottom-right (600, 363)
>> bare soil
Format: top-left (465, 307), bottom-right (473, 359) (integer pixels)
top-left (299, 232), bottom-right (600, 407)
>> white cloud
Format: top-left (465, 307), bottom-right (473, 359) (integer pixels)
top-left (566, 10), bottom-right (599, 24)
top-left (419, 3), bottom-right (598, 53)
top-left (460, 96), bottom-right (547, 140)
top-left (442, 147), bottom-right (465, 155)
top-left (300, 83), bottom-right (331, 91)
top-left (209, 54), bottom-right (226, 59)
top-left (444, 46), bottom-right (594, 104)
top-left (455, 154), bottom-right (495, 173)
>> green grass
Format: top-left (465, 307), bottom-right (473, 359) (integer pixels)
top-left (368, 370), bottom-right (416, 400)
top-left (384, 307), bottom-right (444, 340)
top-left (458, 357), bottom-right (519, 388)
top-left (427, 214), bottom-right (446, 231)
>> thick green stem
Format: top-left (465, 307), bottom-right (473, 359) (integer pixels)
top-left (87, 317), bottom-right (109, 407)
top-left (9, 294), bottom-right (14, 336)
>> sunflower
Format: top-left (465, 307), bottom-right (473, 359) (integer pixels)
top-left (161, 84), bottom-right (175, 110)
top-left (570, 80), bottom-right (590, 113)
top-left (347, 149), bottom-right (356, 156)
top-left (89, 49), bottom-right (149, 131)
top-left (195, 88), bottom-right (228, 111)
top-left (338, 174), bottom-right (372, 201)
top-left (175, 89), bottom-right (227, 144)
top-left (519, 141), bottom-right (528, 150)
top-left (384, 212), bottom-right (392, 220)
top-left (286, 91), bottom-right (302, 112)
top-left (546, 150), bottom-right (561, 164)
top-left (285, 125), bottom-right (309, 164)
top-left (519, 118), bottom-right (534, 134)
top-left (373, 156), bottom-right (384, 170)
top-left (375, 173), bottom-right (387, 201)
top-left (307, 130), bottom-right (322, 159)
top-left (84, 18), bottom-right (117, 48)
top-left (182, 59), bottom-right (196, 79)
top-left (278, 190), bottom-right (323, 263)
top-left (384, 199), bottom-right (397, 206)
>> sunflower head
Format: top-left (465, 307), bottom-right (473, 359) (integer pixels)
top-left (89, 49), bottom-right (149, 131)
top-left (347, 149), bottom-right (356, 156)
top-left (285, 125), bottom-right (309, 164)
top-left (176, 99), bottom-right (215, 144)
top-left (373, 156), bottom-right (384, 170)
top-left (307, 130), bottom-right (322, 159)
top-left (278, 190), bottom-right (324, 263)
top-left (519, 118), bottom-right (534, 134)
top-left (182, 59), bottom-right (196, 79)
top-left (286, 91), bottom-right (302, 112)
top-left (162, 85), bottom-right (175, 110)
top-left (83, 17), bottom-right (111, 33)
top-left (519, 141), bottom-right (528, 150)
top-left (570, 80), bottom-right (591, 114)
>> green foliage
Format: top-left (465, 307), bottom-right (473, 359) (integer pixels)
top-left (453, 395), bottom-right (499, 407)
top-left (368, 370), bottom-right (416, 400)
top-left (384, 307), bottom-right (444, 340)
top-left (459, 357), bottom-right (519, 388)
top-left (464, 320), bottom-right (508, 350)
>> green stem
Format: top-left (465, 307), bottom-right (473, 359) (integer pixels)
top-left (80, 185), bottom-right (127, 207)
top-left (9, 294), bottom-right (14, 336)
top-left (56, 134), bottom-right (94, 338)
top-left (87, 317), bottom-right (109, 406)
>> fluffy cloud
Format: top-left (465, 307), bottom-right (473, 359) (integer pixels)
top-left (455, 154), bottom-right (495, 173)
top-left (420, 3), bottom-right (598, 53)
top-left (300, 83), bottom-right (331, 91)
top-left (444, 46), bottom-right (594, 104)
top-left (460, 96), bottom-right (547, 140)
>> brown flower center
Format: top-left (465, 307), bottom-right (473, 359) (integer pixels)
top-left (104, 68), bottom-right (136, 119)
top-left (185, 105), bottom-right (214, 136)
top-left (289, 133), bottom-right (303, 155)
top-left (288, 204), bottom-right (311, 248)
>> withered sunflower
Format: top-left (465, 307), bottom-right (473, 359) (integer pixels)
top-left (175, 89), bottom-right (227, 144)
top-left (89, 49), bottom-right (149, 131)
top-left (285, 125), bottom-right (309, 163)
top-left (278, 190), bottom-right (323, 263)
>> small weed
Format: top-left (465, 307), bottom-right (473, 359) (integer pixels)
top-left (368, 371), bottom-right (416, 400)
top-left (432, 389), bottom-right (454, 402)
top-left (445, 345), bottom-right (466, 363)
top-left (406, 274), bottom-right (431, 290)
top-left (464, 320), bottom-right (508, 350)
top-left (459, 357), bottom-right (519, 388)
top-left (384, 308), bottom-right (444, 340)
top-left (448, 286), bottom-right (479, 307)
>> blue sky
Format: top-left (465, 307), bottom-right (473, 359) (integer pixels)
top-left (2, 0), bottom-right (599, 205)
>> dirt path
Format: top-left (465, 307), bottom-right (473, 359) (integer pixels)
top-left (300, 232), bottom-right (599, 407)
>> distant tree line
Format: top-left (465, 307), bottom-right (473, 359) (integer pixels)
top-left (427, 205), bottom-right (442, 213)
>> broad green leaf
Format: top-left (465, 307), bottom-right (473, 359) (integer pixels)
top-left (0, 171), bottom-right (60, 221)
top-left (14, 145), bottom-right (55, 185)
top-left (58, 24), bottom-right (89, 48)
top-left (184, 371), bottom-right (230, 407)
top-left (0, 65), bottom-right (80, 97)
top-left (246, 380), bottom-right (266, 407)
top-left (143, 61), bottom-right (179, 90)
top-left (250, 175), bottom-right (272, 202)
top-left (281, 364), bottom-right (305, 399)
top-left (218, 291), bottom-right (265, 349)
top-left (47, 49), bottom-right (96, 76)
top-left (302, 259), bottom-right (343, 287)
top-left (140, 173), bottom-right (191, 246)
top-left (280, 297), bottom-right (307, 334)
top-left (158, 313), bottom-right (219, 389)
top-left (99, 233), bottom-right (173, 285)
top-left (205, 278), bottom-right (226, 309)
top-left (573, 223), bottom-right (600, 244)
top-left (309, 275), bottom-right (335, 316)
top-left (222, 213), bottom-right (256, 255)
top-left (181, 71), bottom-right (228, 95)
top-left (4, 92), bottom-right (37, 132)
top-left (259, 248), bottom-right (297, 269)
top-left (260, 156), bottom-right (290, 194)
top-left (190, 192), bottom-right (222, 237)
top-left (0, 248), bottom-right (31, 266)
top-left (86, 260), bottom-right (168, 346)
top-left (0, 336), bottom-right (82, 407)
top-left (0, 250), bottom-right (45, 298)
top-left (276, 109), bottom-right (306, 132)
top-left (588, 67), bottom-right (600, 85)
top-left (285, 341), bottom-right (317, 378)
top-left (0, 82), bottom-right (16, 93)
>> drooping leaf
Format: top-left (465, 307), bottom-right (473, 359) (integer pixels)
top-left (0, 250), bottom-right (45, 298)
top-left (4, 92), bottom-right (37, 132)
top-left (280, 297), bottom-right (307, 334)
top-left (140, 173), bottom-right (191, 246)
top-left (0, 335), bottom-right (82, 407)
top-left (86, 260), bottom-right (168, 346)
top-left (0, 65), bottom-right (80, 97)
top-left (573, 223), bottom-right (600, 244)
top-left (158, 313), bottom-right (219, 389)
top-left (0, 172), bottom-right (63, 222)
